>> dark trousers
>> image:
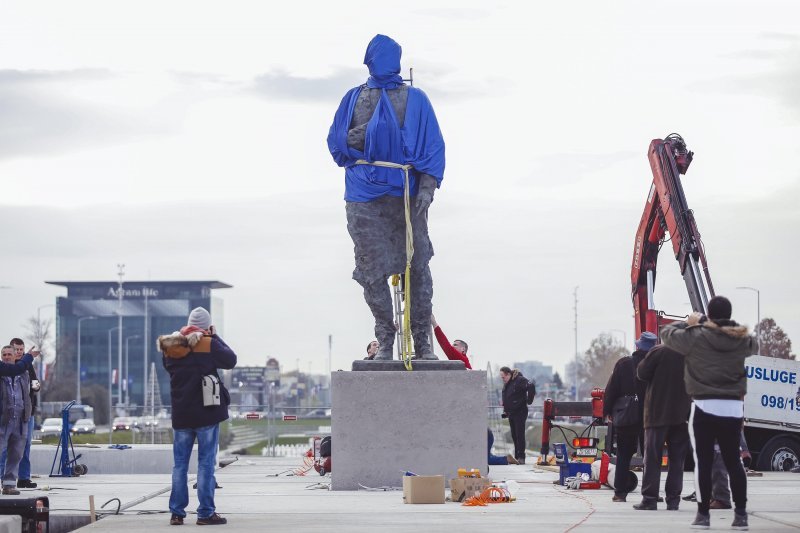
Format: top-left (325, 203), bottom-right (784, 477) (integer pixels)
top-left (689, 405), bottom-right (747, 513)
top-left (614, 425), bottom-right (642, 497)
top-left (641, 423), bottom-right (689, 505)
top-left (508, 415), bottom-right (526, 460)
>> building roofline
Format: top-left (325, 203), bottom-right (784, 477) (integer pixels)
top-left (45, 280), bottom-right (233, 289)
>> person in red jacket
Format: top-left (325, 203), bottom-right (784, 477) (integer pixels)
top-left (430, 315), bottom-right (472, 369)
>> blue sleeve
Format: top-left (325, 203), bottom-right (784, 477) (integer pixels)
top-left (0, 354), bottom-right (33, 377)
top-left (404, 88), bottom-right (445, 184)
top-left (327, 88), bottom-right (361, 168)
top-left (210, 336), bottom-right (237, 370)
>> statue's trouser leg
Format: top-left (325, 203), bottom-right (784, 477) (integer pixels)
top-left (361, 278), bottom-right (396, 359)
top-left (410, 207), bottom-right (436, 359)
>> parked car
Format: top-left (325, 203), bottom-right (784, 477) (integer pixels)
top-left (39, 418), bottom-right (63, 438)
top-left (112, 417), bottom-right (135, 431)
top-left (139, 416), bottom-right (159, 428)
top-left (301, 409), bottom-right (331, 419)
top-left (71, 418), bottom-right (96, 434)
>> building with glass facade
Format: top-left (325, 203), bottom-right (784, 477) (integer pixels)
top-left (47, 280), bottom-right (231, 409)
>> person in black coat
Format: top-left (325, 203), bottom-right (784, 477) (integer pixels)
top-left (500, 366), bottom-right (532, 464)
top-left (603, 331), bottom-right (654, 502)
top-left (159, 307), bottom-right (236, 526)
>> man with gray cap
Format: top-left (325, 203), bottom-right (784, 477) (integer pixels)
top-left (159, 307), bottom-right (237, 526)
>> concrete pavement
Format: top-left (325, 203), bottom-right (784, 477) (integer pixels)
top-left (12, 456), bottom-right (796, 532)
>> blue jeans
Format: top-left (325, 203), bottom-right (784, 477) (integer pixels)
top-left (0, 419), bottom-right (28, 488)
top-left (0, 417), bottom-right (34, 479)
top-left (169, 424), bottom-right (219, 519)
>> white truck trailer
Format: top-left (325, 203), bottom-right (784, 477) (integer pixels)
top-left (744, 355), bottom-right (800, 471)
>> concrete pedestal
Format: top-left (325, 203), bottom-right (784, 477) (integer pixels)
top-left (331, 369), bottom-right (487, 490)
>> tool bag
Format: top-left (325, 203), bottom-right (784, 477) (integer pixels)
top-left (202, 374), bottom-right (221, 406)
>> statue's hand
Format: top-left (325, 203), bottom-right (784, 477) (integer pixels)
top-left (415, 174), bottom-right (437, 216)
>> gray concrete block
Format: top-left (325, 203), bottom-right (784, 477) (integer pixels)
top-left (331, 370), bottom-right (487, 490)
top-left (351, 360), bottom-right (466, 371)
top-left (30, 444), bottom-right (195, 475)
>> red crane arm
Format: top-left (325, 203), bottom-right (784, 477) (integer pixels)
top-left (630, 134), bottom-right (715, 339)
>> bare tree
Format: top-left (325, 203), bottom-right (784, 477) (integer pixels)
top-left (579, 333), bottom-right (631, 393)
top-left (23, 315), bottom-right (53, 361)
top-left (757, 318), bottom-right (795, 360)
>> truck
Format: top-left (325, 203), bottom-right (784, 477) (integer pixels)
top-left (631, 133), bottom-right (800, 471)
top-left (743, 356), bottom-right (800, 470)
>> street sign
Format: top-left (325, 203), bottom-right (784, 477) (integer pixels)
top-left (283, 415), bottom-right (297, 421)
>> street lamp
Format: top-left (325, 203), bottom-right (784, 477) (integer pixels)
top-left (609, 329), bottom-right (627, 349)
top-left (736, 287), bottom-right (761, 356)
top-left (108, 326), bottom-right (123, 445)
top-left (124, 335), bottom-right (141, 407)
top-left (76, 316), bottom-right (97, 403)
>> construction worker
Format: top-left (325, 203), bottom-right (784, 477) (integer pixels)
top-left (364, 340), bottom-right (379, 360)
top-left (430, 315), bottom-right (472, 369)
top-left (327, 34), bottom-right (445, 361)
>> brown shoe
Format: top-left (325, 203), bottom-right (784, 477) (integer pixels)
top-left (612, 495), bottom-right (627, 502)
top-left (2, 487), bottom-right (20, 495)
top-left (709, 499), bottom-right (732, 510)
top-left (170, 515), bottom-right (184, 525)
top-left (506, 454), bottom-right (519, 465)
top-left (196, 513), bottom-right (227, 526)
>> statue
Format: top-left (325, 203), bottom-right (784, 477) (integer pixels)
top-left (327, 34), bottom-right (445, 360)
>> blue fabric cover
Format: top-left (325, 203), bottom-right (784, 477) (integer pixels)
top-left (327, 34), bottom-right (445, 202)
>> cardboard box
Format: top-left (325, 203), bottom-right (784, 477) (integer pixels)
top-left (449, 477), bottom-right (492, 502)
top-left (402, 475), bottom-right (445, 504)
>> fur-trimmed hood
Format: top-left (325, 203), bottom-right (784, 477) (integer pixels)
top-left (158, 331), bottom-right (208, 359)
top-left (702, 319), bottom-right (750, 339)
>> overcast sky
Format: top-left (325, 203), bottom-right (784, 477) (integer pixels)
top-left (1, 1), bottom-right (798, 377)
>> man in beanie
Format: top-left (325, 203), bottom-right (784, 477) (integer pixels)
top-left (328, 34), bottom-right (445, 361)
top-left (602, 331), bottom-right (655, 502)
top-left (158, 307), bottom-right (237, 526)
top-left (661, 295), bottom-right (756, 530)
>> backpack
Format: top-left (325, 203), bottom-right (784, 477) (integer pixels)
top-left (526, 379), bottom-right (536, 405)
top-left (320, 436), bottom-right (332, 457)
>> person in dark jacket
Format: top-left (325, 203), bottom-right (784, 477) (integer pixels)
top-left (603, 331), bottom-right (654, 502)
top-left (634, 344), bottom-right (691, 511)
top-left (159, 307), bottom-right (237, 526)
top-left (500, 366), bottom-right (532, 464)
top-left (5, 339), bottom-right (40, 489)
top-left (661, 295), bottom-right (756, 530)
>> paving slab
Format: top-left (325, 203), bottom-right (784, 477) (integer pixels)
top-left (10, 457), bottom-right (798, 532)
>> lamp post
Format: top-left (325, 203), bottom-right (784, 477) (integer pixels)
top-left (736, 286), bottom-right (761, 356)
top-left (108, 326), bottom-right (123, 445)
top-left (124, 335), bottom-right (141, 407)
top-left (76, 316), bottom-right (96, 403)
top-left (609, 329), bottom-right (627, 349)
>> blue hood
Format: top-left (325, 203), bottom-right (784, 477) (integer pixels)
top-left (364, 34), bottom-right (403, 89)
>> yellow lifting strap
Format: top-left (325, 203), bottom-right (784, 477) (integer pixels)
top-left (354, 159), bottom-right (414, 371)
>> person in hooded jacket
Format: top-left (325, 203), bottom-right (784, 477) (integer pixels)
top-left (159, 307), bottom-right (237, 526)
top-left (328, 34), bottom-right (445, 361)
top-left (500, 366), bottom-right (533, 464)
top-left (602, 331), bottom-right (655, 502)
top-left (661, 295), bottom-right (756, 531)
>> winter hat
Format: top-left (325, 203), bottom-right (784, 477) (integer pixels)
top-left (187, 307), bottom-right (211, 330)
top-left (707, 296), bottom-right (732, 320)
top-left (635, 331), bottom-right (658, 351)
